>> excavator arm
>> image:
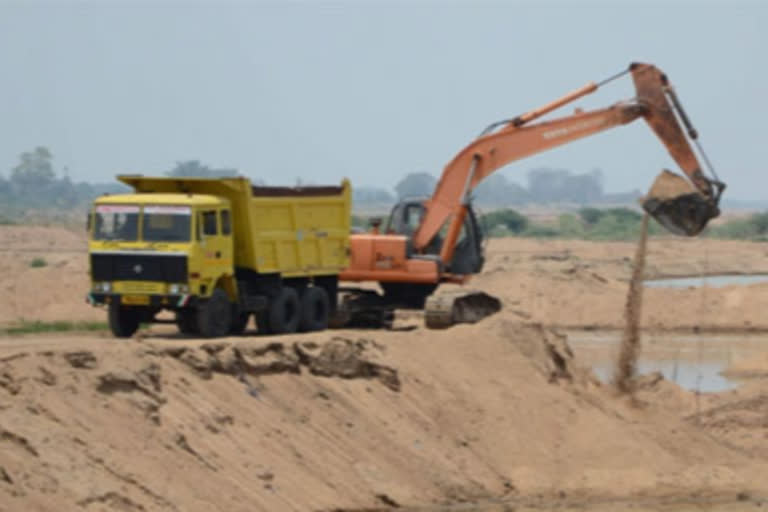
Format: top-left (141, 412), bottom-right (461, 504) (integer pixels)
top-left (414, 62), bottom-right (724, 263)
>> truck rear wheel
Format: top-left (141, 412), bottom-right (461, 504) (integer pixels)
top-left (255, 310), bottom-right (271, 335)
top-left (108, 303), bottom-right (140, 338)
top-left (176, 309), bottom-right (199, 335)
top-left (299, 286), bottom-right (330, 332)
top-left (197, 288), bottom-right (232, 338)
top-left (268, 287), bottom-right (300, 334)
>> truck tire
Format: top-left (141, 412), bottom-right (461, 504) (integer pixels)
top-left (268, 287), bottom-right (300, 334)
top-left (255, 310), bottom-right (271, 335)
top-left (299, 286), bottom-right (330, 332)
top-left (197, 288), bottom-right (232, 338)
top-left (176, 308), bottom-right (199, 336)
top-left (229, 306), bottom-right (250, 335)
top-left (108, 303), bottom-right (140, 338)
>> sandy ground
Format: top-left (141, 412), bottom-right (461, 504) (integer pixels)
top-left (1, 225), bottom-right (768, 511)
top-left (470, 236), bottom-right (768, 332)
top-left (1, 324), bottom-right (767, 511)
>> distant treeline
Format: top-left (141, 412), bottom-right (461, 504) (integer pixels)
top-left (480, 208), bottom-right (768, 241)
top-left (0, 147), bottom-right (640, 221)
top-left (352, 207), bottom-right (768, 242)
top-left (358, 168), bottom-right (640, 207)
top-left (3, 148), bottom-right (765, 242)
top-left (0, 147), bottom-right (124, 224)
top-left (0, 149), bottom-right (242, 224)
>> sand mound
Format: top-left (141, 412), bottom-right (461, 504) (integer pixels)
top-left (722, 352), bottom-right (768, 380)
top-left (0, 320), bottom-right (765, 511)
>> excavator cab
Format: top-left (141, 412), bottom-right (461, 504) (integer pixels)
top-left (386, 199), bottom-right (485, 275)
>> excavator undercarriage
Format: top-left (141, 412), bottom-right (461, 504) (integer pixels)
top-left (424, 290), bottom-right (502, 329)
top-left (330, 286), bottom-right (502, 330)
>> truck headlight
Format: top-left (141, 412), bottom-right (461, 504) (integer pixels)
top-left (93, 282), bottom-right (111, 292)
top-left (169, 284), bottom-right (189, 294)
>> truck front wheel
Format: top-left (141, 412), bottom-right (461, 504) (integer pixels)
top-left (176, 308), bottom-right (199, 336)
top-left (299, 286), bottom-right (330, 332)
top-left (108, 303), bottom-right (140, 338)
top-left (268, 287), bottom-right (300, 334)
top-left (229, 305), bottom-right (250, 335)
top-left (197, 288), bottom-right (232, 338)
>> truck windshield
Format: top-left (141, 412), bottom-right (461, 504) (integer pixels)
top-left (93, 205), bottom-right (139, 241)
top-left (142, 206), bottom-right (192, 242)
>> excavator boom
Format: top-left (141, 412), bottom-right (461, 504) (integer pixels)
top-left (414, 62), bottom-right (723, 261)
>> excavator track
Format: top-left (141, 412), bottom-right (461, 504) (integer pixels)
top-left (424, 290), bottom-right (502, 329)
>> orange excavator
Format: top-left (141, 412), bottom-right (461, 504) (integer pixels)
top-left (337, 62), bottom-right (725, 328)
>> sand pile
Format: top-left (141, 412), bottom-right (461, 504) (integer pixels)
top-left (1, 319), bottom-right (765, 511)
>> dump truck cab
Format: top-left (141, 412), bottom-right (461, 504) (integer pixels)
top-left (87, 176), bottom-right (351, 339)
top-left (88, 193), bottom-right (233, 306)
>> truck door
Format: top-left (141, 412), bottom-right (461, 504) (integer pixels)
top-left (198, 208), bottom-right (233, 291)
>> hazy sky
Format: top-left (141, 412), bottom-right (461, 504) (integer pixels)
top-left (1, 1), bottom-right (765, 198)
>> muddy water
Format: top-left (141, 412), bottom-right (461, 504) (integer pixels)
top-left (645, 274), bottom-right (768, 288)
top-left (566, 330), bottom-right (768, 392)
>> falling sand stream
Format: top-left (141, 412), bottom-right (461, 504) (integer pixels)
top-left (614, 214), bottom-right (649, 394)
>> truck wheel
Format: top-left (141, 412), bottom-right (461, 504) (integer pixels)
top-left (255, 310), bottom-right (271, 335)
top-left (299, 286), bottom-right (330, 332)
top-left (176, 309), bottom-right (199, 335)
top-left (268, 287), bottom-right (300, 334)
top-left (197, 288), bottom-right (232, 338)
top-left (108, 303), bottom-right (140, 338)
top-left (229, 305), bottom-right (250, 335)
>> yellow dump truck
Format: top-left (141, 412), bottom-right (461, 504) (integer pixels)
top-left (87, 176), bottom-right (351, 338)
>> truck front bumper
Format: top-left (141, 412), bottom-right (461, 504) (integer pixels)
top-left (87, 293), bottom-right (198, 309)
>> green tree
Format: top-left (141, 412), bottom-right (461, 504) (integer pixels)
top-left (481, 208), bottom-right (529, 234)
top-left (394, 172), bottom-right (436, 199)
top-left (557, 213), bottom-right (586, 237)
top-left (751, 212), bottom-right (768, 235)
top-left (579, 207), bottom-right (642, 226)
top-left (474, 174), bottom-right (530, 206)
top-left (11, 146), bottom-right (55, 189)
top-left (578, 207), bottom-right (603, 225)
top-left (166, 160), bottom-right (238, 178)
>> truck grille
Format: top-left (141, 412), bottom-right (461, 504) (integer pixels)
top-left (91, 253), bottom-right (187, 282)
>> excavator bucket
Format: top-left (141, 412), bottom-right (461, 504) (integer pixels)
top-left (425, 290), bottom-right (502, 329)
top-left (641, 170), bottom-right (720, 236)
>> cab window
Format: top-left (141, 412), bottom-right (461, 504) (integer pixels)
top-left (202, 211), bottom-right (217, 235)
top-left (143, 206), bottom-right (192, 242)
top-left (220, 210), bottom-right (231, 235)
top-left (93, 205), bottom-right (139, 241)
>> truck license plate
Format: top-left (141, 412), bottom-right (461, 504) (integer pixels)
top-left (122, 295), bottom-right (150, 306)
